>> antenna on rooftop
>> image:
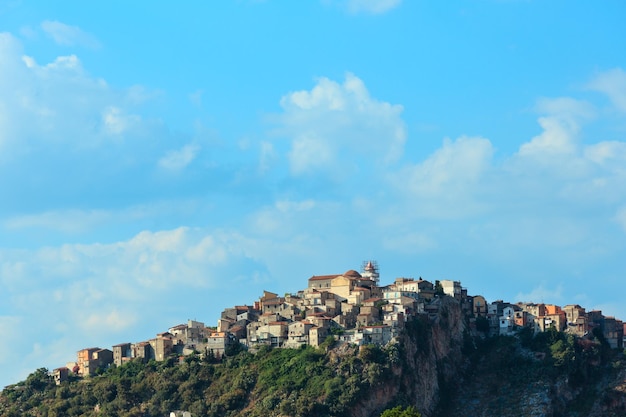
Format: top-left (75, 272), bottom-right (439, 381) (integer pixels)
top-left (361, 260), bottom-right (379, 286)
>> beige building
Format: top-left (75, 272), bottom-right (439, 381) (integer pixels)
top-left (112, 343), bottom-right (132, 367)
top-left (472, 295), bottom-right (488, 316)
top-left (52, 367), bottom-right (69, 385)
top-left (440, 280), bottom-right (462, 299)
top-left (150, 332), bottom-right (174, 361)
top-left (206, 331), bottom-right (235, 358)
top-left (563, 304), bottom-right (588, 336)
top-left (76, 347), bottom-right (113, 377)
top-left (308, 274), bottom-right (338, 290)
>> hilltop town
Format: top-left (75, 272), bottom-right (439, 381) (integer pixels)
top-left (52, 261), bottom-right (625, 385)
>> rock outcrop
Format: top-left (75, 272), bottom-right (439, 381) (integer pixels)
top-left (349, 296), bottom-right (468, 417)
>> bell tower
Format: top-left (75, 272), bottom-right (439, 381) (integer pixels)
top-left (360, 260), bottom-right (379, 286)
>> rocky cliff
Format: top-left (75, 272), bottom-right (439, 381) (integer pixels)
top-left (348, 296), bottom-right (468, 417)
top-left (2, 296), bottom-right (626, 417)
top-left (348, 295), bottom-right (626, 417)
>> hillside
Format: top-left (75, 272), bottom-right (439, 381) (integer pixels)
top-left (2, 296), bottom-right (626, 417)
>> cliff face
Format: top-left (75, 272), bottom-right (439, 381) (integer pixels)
top-left (349, 296), bottom-right (626, 417)
top-left (438, 322), bottom-right (626, 417)
top-left (349, 297), bottom-right (468, 417)
top-left (3, 295), bottom-right (626, 417)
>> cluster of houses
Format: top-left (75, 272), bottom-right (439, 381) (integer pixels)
top-left (52, 261), bottom-right (625, 384)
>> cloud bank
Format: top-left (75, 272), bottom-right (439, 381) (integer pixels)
top-left (1, 19), bottom-right (626, 389)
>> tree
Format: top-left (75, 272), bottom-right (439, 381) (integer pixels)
top-left (380, 405), bottom-right (422, 417)
top-left (434, 280), bottom-right (444, 297)
top-left (475, 316), bottom-right (490, 334)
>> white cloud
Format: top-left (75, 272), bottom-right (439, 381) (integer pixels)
top-left (587, 68), bottom-right (626, 113)
top-left (345, 0), bottom-right (402, 14)
top-left (382, 232), bottom-right (437, 254)
top-left (381, 135), bottom-right (496, 222)
top-left (0, 35), bottom-right (105, 151)
top-left (4, 209), bottom-right (111, 233)
top-left (259, 141), bottom-right (277, 172)
top-left (3, 22), bottom-right (626, 391)
top-left (287, 134), bottom-right (335, 175)
top-left (82, 309), bottom-right (138, 334)
top-left (584, 141), bottom-right (626, 166)
top-left (503, 95), bottom-right (626, 208)
top-left (40, 20), bottom-right (100, 48)
top-left (0, 316), bottom-right (22, 374)
top-left (126, 85), bottom-right (163, 105)
top-left (506, 97), bottom-right (604, 185)
top-left (518, 116), bottom-right (578, 156)
top-left (0, 226), bottom-right (270, 385)
top-left (102, 106), bottom-right (142, 136)
top-left (275, 199), bottom-right (316, 213)
top-left (395, 135), bottom-right (494, 197)
top-left (534, 96), bottom-right (595, 121)
top-left (515, 283), bottom-right (564, 305)
top-left (19, 25), bottom-right (38, 40)
top-left (249, 199), bottom-right (341, 238)
top-left (46, 54), bottom-right (82, 70)
top-left (0, 31), bottom-right (164, 153)
top-left (277, 73), bottom-right (406, 176)
top-left (158, 144), bottom-right (200, 171)
top-left (519, 97), bottom-right (593, 158)
top-left (0, 227), bottom-right (264, 301)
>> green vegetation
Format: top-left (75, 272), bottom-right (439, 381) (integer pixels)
top-left (0, 343), bottom-right (399, 417)
top-left (433, 280), bottom-right (445, 297)
top-left (2, 309), bottom-right (625, 417)
top-left (380, 405), bottom-right (422, 417)
top-left (442, 325), bottom-right (626, 417)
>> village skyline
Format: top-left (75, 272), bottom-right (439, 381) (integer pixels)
top-left (54, 262), bottom-right (623, 385)
top-left (2, 1), bottom-right (625, 389)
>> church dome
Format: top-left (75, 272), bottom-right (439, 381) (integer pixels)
top-left (344, 269), bottom-right (362, 278)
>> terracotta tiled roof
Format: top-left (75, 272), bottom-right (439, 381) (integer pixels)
top-left (344, 270), bottom-right (362, 278)
top-left (309, 274), bottom-right (339, 281)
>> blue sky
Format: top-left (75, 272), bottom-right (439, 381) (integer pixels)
top-left (1, 0), bottom-right (626, 387)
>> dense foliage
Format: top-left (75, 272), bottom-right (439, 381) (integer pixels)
top-left (380, 405), bottom-right (421, 417)
top-left (0, 341), bottom-right (403, 417)
top-left (2, 315), bottom-right (625, 417)
top-left (441, 325), bottom-right (626, 417)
